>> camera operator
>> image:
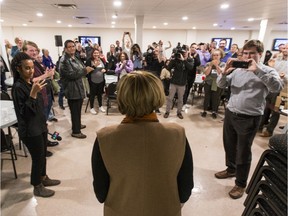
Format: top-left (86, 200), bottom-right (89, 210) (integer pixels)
top-left (122, 32), bottom-right (133, 58)
top-left (164, 44), bottom-right (194, 119)
top-left (144, 46), bottom-right (165, 78)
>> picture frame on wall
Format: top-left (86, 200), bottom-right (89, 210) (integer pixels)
top-left (272, 38), bottom-right (288, 51)
top-left (211, 38), bottom-right (232, 50)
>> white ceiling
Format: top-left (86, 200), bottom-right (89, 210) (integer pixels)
top-left (1, 0), bottom-right (287, 31)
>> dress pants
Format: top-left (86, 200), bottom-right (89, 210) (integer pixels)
top-left (166, 83), bottom-right (185, 114)
top-left (68, 99), bottom-right (83, 134)
top-left (223, 109), bottom-right (261, 187)
top-left (22, 132), bottom-right (47, 186)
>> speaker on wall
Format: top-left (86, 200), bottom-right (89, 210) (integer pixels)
top-left (54, 35), bottom-right (63, 47)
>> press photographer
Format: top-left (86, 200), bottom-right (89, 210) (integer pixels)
top-left (164, 44), bottom-right (194, 119)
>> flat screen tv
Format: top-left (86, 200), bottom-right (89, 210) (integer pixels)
top-left (78, 36), bottom-right (101, 47)
top-left (272, 38), bottom-right (288, 51)
top-left (211, 38), bottom-right (232, 50)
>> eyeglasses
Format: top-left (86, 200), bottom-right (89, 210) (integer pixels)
top-left (243, 51), bottom-right (257, 55)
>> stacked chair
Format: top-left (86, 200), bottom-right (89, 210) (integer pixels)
top-left (242, 133), bottom-right (287, 216)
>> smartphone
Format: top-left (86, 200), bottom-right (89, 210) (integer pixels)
top-left (232, 61), bottom-right (249, 68)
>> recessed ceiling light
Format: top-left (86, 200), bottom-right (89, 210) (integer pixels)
top-left (112, 14), bottom-right (118, 19)
top-left (182, 16), bottom-right (188, 21)
top-left (248, 18), bottom-right (254, 22)
top-left (113, 1), bottom-right (122, 7)
top-left (192, 26), bottom-right (196, 29)
top-left (56, 20), bottom-right (62, 24)
top-left (213, 23), bottom-right (218, 26)
top-left (111, 25), bottom-right (115, 28)
top-left (231, 27), bottom-right (235, 30)
top-left (111, 21), bottom-right (116, 25)
top-left (0, 19), bottom-right (4, 22)
top-left (220, 4), bottom-right (229, 9)
top-left (36, 12), bottom-right (43, 17)
top-left (163, 22), bottom-right (168, 26)
top-left (153, 26), bottom-right (156, 29)
top-left (22, 23), bottom-right (27, 26)
top-left (68, 24), bottom-right (72, 27)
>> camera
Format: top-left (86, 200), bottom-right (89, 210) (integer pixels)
top-left (48, 131), bottom-right (62, 141)
top-left (232, 61), bottom-right (249, 68)
top-left (172, 42), bottom-right (186, 59)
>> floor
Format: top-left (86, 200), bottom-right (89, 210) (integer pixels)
top-left (1, 93), bottom-right (286, 216)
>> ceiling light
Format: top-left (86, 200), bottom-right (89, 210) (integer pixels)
top-left (68, 24), bottom-right (72, 27)
top-left (213, 23), bottom-right (218, 26)
top-left (0, 19), bottom-right (4, 22)
top-left (163, 22), bottom-right (168, 26)
top-left (182, 16), bottom-right (188, 21)
top-left (111, 25), bottom-right (115, 28)
top-left (248, 18), bottom-right (254, 22)
top-left (113, 1), bottom-right (122, 7)
top-left (56, 20), bottom-right (62, 24)
top-left (111, 21), bottom-right (116, 24)
top-left (36, 12), bottom-right (43, 17)
top-left (192, 26), bottom-right (196, 29)
top-left (230, 27), bottom-right (235, 30)
top-left (153, 26), bottom-right (156, 29)
top-left (22, 23), bottom-right (27, 26)
top-left (112, 14), bottom-right (118, 19)
top-left (220, 3), bottom-right (229, 9)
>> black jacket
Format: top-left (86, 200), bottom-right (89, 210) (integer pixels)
top-left (168, 57), bottom-right (194, 86)
top-left (59, 53), bottom-right (87, 100)
top-left (12, 78), bottom-right (47, 138)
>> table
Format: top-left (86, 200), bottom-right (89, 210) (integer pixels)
top-left (1, 100), bottom-right (17, 129)
top-left (105, 74), bottom-right (118, 85)
top-left (4, 77), bottom-right (14, 87)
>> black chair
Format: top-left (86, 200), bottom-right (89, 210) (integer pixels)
top-left (1, 129), bottom-right (17, 178)
top-left (105, 82), bottom-right (117, 115)
top-left (0, 91), bottom-right (28, 157)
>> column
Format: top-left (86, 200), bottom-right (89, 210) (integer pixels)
top-left (134, 15), bottom-right (144, 49)
top-left (258, 19), bottom-right (272, 54)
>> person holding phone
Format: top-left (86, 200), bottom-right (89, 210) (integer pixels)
top-left (122, 32), bottom-right (133, 58)
top-left (216, 40), bottom-right (283, 199)
top-left (11, 52), bottom-right (60, 197)
top-left (201, 49), bottom-right (225, 119)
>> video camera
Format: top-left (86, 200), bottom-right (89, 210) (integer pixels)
top-left (172, 42), bottom-right (187, 59)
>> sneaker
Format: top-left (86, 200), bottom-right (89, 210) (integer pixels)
top-left (215, 170), bottom-right (236, 179)
top-left (182, 104), bottom-right (187, 111)
top-left (90, 108), bottom-right (97, 115)
top-left (259, 129), bottom-right (272, 137)
top-left (99, 106), bottom-right (106, 113)
top-left (164, 112), bottom-right (169, 118)
top-left (212, 112), bottom-right (217, 119)
top-left (42, 175), bottom-right (61, 187)
top-left (177, 113), bottom-right (184, 119)
top-left (229, 185), bottom-right (245, 199)
top-left (71, 133), bottom-right (87, 139)
top-left (33, 183), bottom-right (55, 197)
top-left (80, 124), bottom-right (86, 129)
top-left (201, 111), bottom-right (207, 117)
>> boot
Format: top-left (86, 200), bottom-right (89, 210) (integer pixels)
top-left (42, 175), bottom-right (61, 187)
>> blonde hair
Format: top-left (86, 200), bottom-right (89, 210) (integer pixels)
top-left (117, 71), bottom-right (165, 117)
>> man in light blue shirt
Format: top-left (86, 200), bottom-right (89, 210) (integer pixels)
top-left (215, 40), bottom-right (283, 199)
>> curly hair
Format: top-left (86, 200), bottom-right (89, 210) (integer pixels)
top-left (11, 52), bottom-right (32, 82)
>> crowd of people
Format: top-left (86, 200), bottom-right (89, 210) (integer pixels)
top-left (1, 34), bottom-right (287, 211)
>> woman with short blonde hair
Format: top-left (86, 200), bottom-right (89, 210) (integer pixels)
top-left (117, 71), bottom-right (165, 117)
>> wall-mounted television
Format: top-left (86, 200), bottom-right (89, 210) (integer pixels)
top-left (272, 38), bottom-right (288, 51)
top-left (211, 38), bottom-right (232, 50)
top-left (78, 36), bottom-right (101, 47)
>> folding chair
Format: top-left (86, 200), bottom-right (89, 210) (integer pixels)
top-left (105, 82), bottom-right (118, 115)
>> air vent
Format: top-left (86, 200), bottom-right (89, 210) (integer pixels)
top-left (242, 26), bottom-right (250, 28)
top-left (278, 21), bottom-right (288, 25)
top-left (74, 16), bottom-right (89, 19)
top-left (53, 4), bottom-right (77, 9)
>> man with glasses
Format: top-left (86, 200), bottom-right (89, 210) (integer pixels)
top-left (216, 40), bottom-right (283, 199)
